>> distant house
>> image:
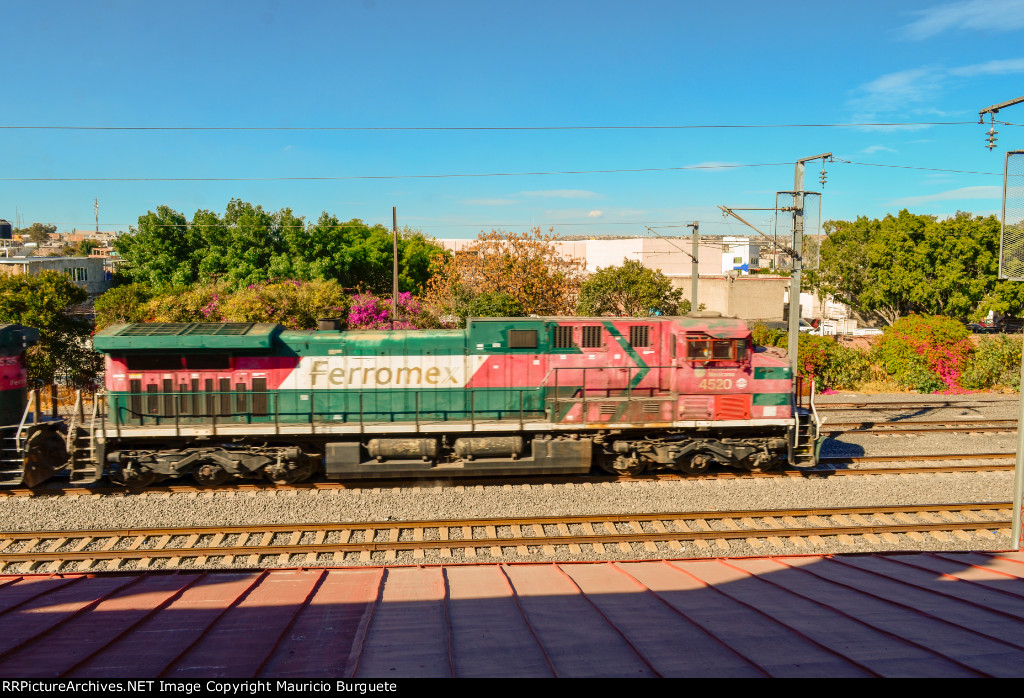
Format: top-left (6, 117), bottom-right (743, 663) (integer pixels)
top-left (0, 256), bottom-right (111, 295)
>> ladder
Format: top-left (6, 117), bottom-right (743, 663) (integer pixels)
top-left (788, 409), bottom-right (820, 468)
top-left (0, 424), bottom-right (25, 485)
top-left (68, 391), bottom-right (102, 484)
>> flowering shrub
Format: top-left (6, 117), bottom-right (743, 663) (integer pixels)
top-left (148, 279), bottom-right (348, 329)
top-left (751, 322), bottom-right (786, 348)
top-left (750, 324), bottom-right (871, 391)
top-left (961, 334), bottom-right (1022, 391)
top-left (147, 282), bottom-right (232, 322)
top-left (873, 315), bottom-right (973, 392)
top-left (220, 279), bottom-right (349, 329)
top-left (348, 292), bottom-right (434, 330)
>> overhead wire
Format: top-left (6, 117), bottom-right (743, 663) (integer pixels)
top-left (0, 121), bottom-right (983, 131)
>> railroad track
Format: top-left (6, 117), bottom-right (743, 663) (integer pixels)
top-left (823, 418), bottom-right (1018, 435)
top-left (0, 452), bottom-right (1017, 497)
top-left (818, 398), bottom-right (1019, 411)
top-left (0, 502), bottom-right (1011, 573)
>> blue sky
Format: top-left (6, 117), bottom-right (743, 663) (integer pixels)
top-left (2, 0), bottom-right (1024, 239)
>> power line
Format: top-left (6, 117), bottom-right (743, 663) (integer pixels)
top-left (0, 121), bottom-right (981, 131)
top-left (833, 158), bottom-right (1000, 175)
top-left (0, 159), bottom-right (1003, 183)
top-left (0, 162), bottom-right (790, 182)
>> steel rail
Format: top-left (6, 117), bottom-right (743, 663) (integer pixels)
top-left (0, 502), bottom-right (1010, 570)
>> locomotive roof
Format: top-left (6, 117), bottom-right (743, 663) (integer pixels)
top-left (93, 322), bottom-right (283, 351)
top-left (0, 324), bottom-right (39, 351)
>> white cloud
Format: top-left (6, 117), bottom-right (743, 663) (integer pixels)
top-left (949, 57), bottom-right (1024, 76)
top-left (847, 58), bottom-right (1024, 126)
top-left (849, 67), bottom-right (945, 119)
top-left (519, 189), bottom-right (601, 199)
top-left (587, 210), bottom-right (604, 218)
top-left (861, 145), bottom-right (897, 154)
top-left (903, 0), bottom-right (1024, 40)
top-left (462, 198), bottom-right (517, 206)
top-left (686, 161), bottom-right (742, 170)
top-left (887, 185), bottom-right (1001, 206)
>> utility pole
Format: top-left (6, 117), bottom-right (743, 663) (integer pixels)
top-left (787, 153), bottom-right (832, 383)
top-left (392, 207), bottom-right (398, 329)
top-left (979, 95), bottom-right (1024, 549)
top-left (94, 198), bottom-right (99, 234)
top-left (645, 224), bottom-right (700, 311)
top-left (690, 222), bottom-right (699, 311)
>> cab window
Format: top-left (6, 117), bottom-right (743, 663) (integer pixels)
top-left (685, 336), bottom-right (749, 362)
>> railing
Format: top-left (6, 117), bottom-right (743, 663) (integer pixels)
top-left (548, 364), bottom-right (677, 423)
top-left (105, 387), bottom-right (547, 437)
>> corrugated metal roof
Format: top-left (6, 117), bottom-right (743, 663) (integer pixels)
top-left (1, 551), bottom-right (1023, 678)
top-left (93, 323), bottom-right (282, 351)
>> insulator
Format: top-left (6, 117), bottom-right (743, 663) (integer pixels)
top-left (986, 127), bottom-right (999, 151)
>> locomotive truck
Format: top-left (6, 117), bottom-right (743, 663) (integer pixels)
top-left (2, 313), bottom-right (823, 487)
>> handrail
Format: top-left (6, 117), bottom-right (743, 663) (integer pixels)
top-left (89, 391), bottom-right (100, 468)
top-left (809, 377), bottom-right (822, 439)
top-left (13, 390), bottom-right (35, 452)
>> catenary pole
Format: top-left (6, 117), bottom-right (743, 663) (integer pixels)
top-left (788, 153), bottom-right (831, 382)
top-left (691, 222), bottom-right (699, 310)
top-left (392, 207), bottom-right (398, 329)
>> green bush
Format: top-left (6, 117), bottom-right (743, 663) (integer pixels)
top-left (750, 323), bottom-right (871, 391)
top-left (94, 283), bottom-right (154, 330)
top-left (751, 322), bottom-right (786, 348)
top-left (962, 334), bottom-right (1022, 391)
top-left (873, 315), bottom-right (972, 392)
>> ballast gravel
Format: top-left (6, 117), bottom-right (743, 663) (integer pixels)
top-left (2, 392), bottom-right (1022, 568)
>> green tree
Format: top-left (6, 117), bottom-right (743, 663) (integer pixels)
top-left (94, 283), bottom-right (155, 330)
top-left (577, 258), bottom-right (684, 316)
top-left (425, 228), bottom-right (586, 318)
top-left (15, 223), bottom-right (56, 245)
top-left (115, 206), bottom-right (197, 288)
top-left (114, 202), bottom-right (448, 294)
top-left (0, 271), bottom-right (101, 384)
top-left (808, 210), bottom-right (1010, 324)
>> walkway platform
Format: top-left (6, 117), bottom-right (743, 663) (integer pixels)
top-left (1, 551), bottom-right (1023, 677)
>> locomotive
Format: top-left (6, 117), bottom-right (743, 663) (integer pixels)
top-left (3, 313), bottom-right (822, 487)
top-left (0, 324), bottom-right (69, 487)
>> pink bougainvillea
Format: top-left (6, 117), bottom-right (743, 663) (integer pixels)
top-left (347, 292), bottom-right (422, 330)
top-left (876, 315), bottom-right (973, 393)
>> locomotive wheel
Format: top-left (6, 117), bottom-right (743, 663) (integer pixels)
top-left (608, 454), bottom-right (646, 476)
top-left (677, 454), bottom-right (711, 474)
top-left (193, 463), bottom-right (230, 486)
top-left (265, 460), bottom-right (314, 485)
top-left (115, 465), bottom-right (157, 489)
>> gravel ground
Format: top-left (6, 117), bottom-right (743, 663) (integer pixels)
top-left (2, 391), bottom-right (1021, 568)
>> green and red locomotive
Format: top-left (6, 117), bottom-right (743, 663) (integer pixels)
top-left (78, 313), bottom-right (821, 487)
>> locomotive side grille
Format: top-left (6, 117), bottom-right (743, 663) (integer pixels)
top-left (553, 325), bottom-right (573, 349)
top-left (235, 383), bottom-right (248, 413)
top-left (162, 379), bottom-right (174, 416)
top-left (129, 379), bottom-right (142, 416)
top-left (599, 404), bottom-right (617, 414)
top-left (642, 402), bottom-right (660, 414)
top-left (680, 397), bottom-right (710, 419)
top-left (508, 329), bottom-right (538, 348)
top-left (714, 395), bottom-right (752, 420)
top-left (629, 325), bottom-right (651, 347)
top-left (582, 325), bottom-right (602, 348)
top-left (179, 382), bottom-right (190, 415)
top-left (219, 378), bottom-right (232, 416)
top-left (252, 377), bottom-right (268, 416)
top-left (204, 379), bottom-right (216, 417)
